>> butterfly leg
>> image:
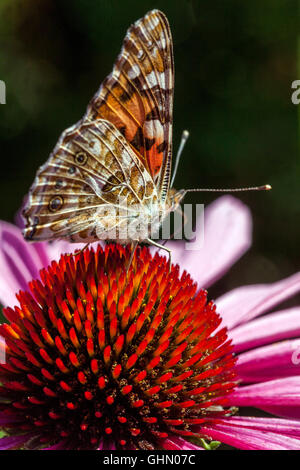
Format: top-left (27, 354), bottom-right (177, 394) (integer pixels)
top-left (68, 243), bottom-right (90, 257)
top-left (126, 240), bottom-right (139, 274)
top-left (146, 238), bottom-right (172, 272)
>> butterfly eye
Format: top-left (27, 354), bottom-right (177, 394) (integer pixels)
top-left (75, 151), bottom-right (88, 165)
top-left (49, 196), bottom-right (64, 212)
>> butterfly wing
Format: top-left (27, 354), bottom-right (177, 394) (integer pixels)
top-left (23, 120), bottom-right (158, 243)
top-left (85, 9), bottom-right (174, 200)
top-left (23, 9), bottom-right (173, 244)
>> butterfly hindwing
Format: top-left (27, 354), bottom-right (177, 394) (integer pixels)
top-left (23, 120), bottom-right (157, 243)
top-left (85, 9), bottom-right (174, 199)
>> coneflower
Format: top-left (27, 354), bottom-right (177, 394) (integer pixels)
top-left (0, 244), bottom-right (236, 450)
top-left (2, 196), bottom-right (300, 450)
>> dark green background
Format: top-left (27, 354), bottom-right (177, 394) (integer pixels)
top-left (0, 0), bottom-right (299, 299)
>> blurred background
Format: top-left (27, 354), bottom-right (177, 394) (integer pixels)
top-left (0, 0), bottom-right (299, 302)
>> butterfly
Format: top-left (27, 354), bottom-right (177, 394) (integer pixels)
top-left (22, 9), bottom-right (270, 260)
top-left (22, 9), bottom-right (186, 261)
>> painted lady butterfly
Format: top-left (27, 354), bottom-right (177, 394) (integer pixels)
top-left (22, 10), bottom-right (183, 259)
top-left (22, 9), bottom-right (270, 260)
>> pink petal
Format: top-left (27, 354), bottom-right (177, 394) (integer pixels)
top-left (200, 422), bottom-right (300, 450)
top-left (0, 221), bottom-right (51, 307)
top-left (0, 221), bottom-right (98, 308)
top-left (257, 405), bottom-right (300, 420)
top-left (0, 433), bottom-right (34, 450)
top-left (216, 272), bottom-right (300, 330)
top-left (161, 436), bottom-right (203, 450)
top-left (97, 440), bottom-right (104, 450)
top-left (208, 416), bottom-right (300, 439)
top-left (230, 307), bottom-right (300, 353)
top-left (101, 441), bottom-right (117, 450)
top-left (226, 376), bottom-right (300, 408)
top-left (167, 196), bottom-right (252, 288)
top-left (236, 339), bottom-right (300, 383)
top-left (45, 239), bottom-right (91, 262)
top-left (42, 440), bottom-right (68, 450)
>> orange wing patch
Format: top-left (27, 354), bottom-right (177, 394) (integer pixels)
top-left (85, 9), bottom-right (174, 197)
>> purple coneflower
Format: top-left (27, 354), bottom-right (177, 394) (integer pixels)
top-left (0, 196), bottom-right (300, 450)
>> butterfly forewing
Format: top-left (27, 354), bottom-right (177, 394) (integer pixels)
top-left (85, 9), bottom-right (174, 198)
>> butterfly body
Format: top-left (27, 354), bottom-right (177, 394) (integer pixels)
top-left (23, 10), bottom-right (183, 250)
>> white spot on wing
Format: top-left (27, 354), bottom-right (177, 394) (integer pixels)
top-left (89, 138), bottom-right (101, 155)
top-left (149, 15), bottom-right (159, 29)
top-left (137, 49), bottom-right (144, 60)
top-left (128, 64), bottom-right (140, 79)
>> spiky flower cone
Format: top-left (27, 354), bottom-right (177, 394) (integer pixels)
top-left (0, 244), bottom-right (236, 449)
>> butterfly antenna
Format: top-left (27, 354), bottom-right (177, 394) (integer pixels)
top-left (183, 184), bottom-right (272, 195)
top-left (170, 130), bottom-right (190, 187)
